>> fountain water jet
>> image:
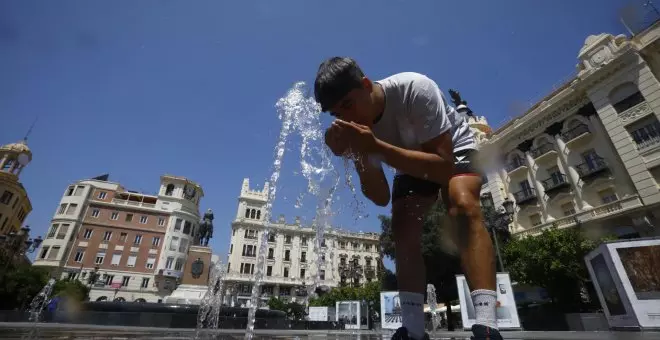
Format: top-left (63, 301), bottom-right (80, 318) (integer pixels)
top-left (426, 283), bottom-right (440, 334)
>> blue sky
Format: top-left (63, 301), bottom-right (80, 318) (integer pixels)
top-left (1, 0), bottom-right (629, 269)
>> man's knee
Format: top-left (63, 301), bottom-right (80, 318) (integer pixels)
top-left (448, 192), bottom-right (482, 220)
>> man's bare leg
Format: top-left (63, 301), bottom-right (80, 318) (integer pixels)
top-left (445, 175), bottom-right (498, 331)
top-left (392, 195), bottom-right (435, 339)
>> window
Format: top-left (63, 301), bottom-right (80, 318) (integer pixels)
top-left (65, 204), bottom-right (78, 215)
top-left (245, 208), bottom-right (250, 218)
top-left (83, 229), bottom-right (93, 239)
top-left (244, 229), bottom-right (257, 239)
top-left (111, 212), bottom-right (119, 220)
top-left (174, 219), bottom-right (182, 231)
top-left (266, 266), bottom-right (272, 276)
top-left (599, 188), bottom-right (618, 204)
top-left (365, 244), bottom-right (372, 251)
top-left (301, 251), bottom-right (306, 263)
top-left (530, 214), bottom-right (542, 226)
top-left (267, 248), bottom-right (274, 259)
top-left (178, 238), bottom-right (188, 253)
top-left (183, 221), bottom-right (192, 235)
top-left (152, 237), bottom-right (160, 247)
top-left (165, 257), bottom-right (174, 269)
top-left (104, 275), bottom-right (114, 286)
top-left (628, 117), bottom-right (660, 150)
top-left (134, 234), bottom-right (142, 245)
top-left (121, 276), bottom-right (130, 287)
top-left (74, 249), bottom-right (85, 263)
top-left (0, 191), bottom-right (13, 205)
top-left (340, 258), bottom-right (346, 266)
top-left (127, 255), bottom-right (137, 267)
top-left (111, 253), bottom-right (121, 265)
top-left (57, 203), bottom-right (67, 214)
top-left (158, 217), bottom-right (165, 226)
top-left (91, 209), bottom-right (100, 218)
top-left (125, 213), bottom-right (133, 222)
top-left (47, 246), bottom-right (60, 260)
top-left (169, 237), bottom-right (179, 251)
top-left (339, 241), bottom-right (346, 249)
top-left (98, 191), bottom-right (107, 199)
top-left (284, 249), bottom-right (290, 261)
top-left (48, 225), bottom-right (58, 238)
top-left (174, 258), bottom-right (184, 271)
top-left (119, 232), bottom-right (127, 243)
top-left (321, 254), bottom-right (326, 262)
top-left (366, 258), bottom-right (372, 267)
top-left (561, 202), bottom-right (576, 216)
top-left (229, 244), bottom-right (233, 254)
top-left (283, 267), bottom-right (289, 278)
top-left (56, 224), bottom-right (69, 239)
top-left (352, 242), bottom-right (359, 249)
top-left (520, 180), bottom-right (533, 195)
top-left (300, 268), bottom-right (306, 278)
top-left (139, 216), bottom-right (148, 224)
top-left (103, 231), bottom-right (112, 241)
top-left (66, 186), bottom-right (75, 196)
top-left (165, 184), bottom-right (175, 196)
top-left (95, 251), bottom-right (106, 264)
top-left (141, 278), bottom-right (150, 288)
top-left (301, 237), bottom-right (307, 246)
top-left (74, 186), bottom-right (84, 196)
top-left (146, 256), bottom-right (155, 269)
top-left (284, 235), bottom-right (291, 244)
top-left (240, 263), bottom-right (254, 274)
top-left (39, 246), bottom-right (49, 259)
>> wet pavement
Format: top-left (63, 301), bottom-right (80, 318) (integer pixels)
top-left (0, 322), bottom-right (659, 340)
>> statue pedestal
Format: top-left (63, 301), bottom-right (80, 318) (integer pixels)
top-left (165, 245), bottom-right (213, 305)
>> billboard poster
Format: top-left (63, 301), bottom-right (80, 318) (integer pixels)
top-left (380, 291), bottom-right (402, 330)
top-left (455, 273), bottom-right (521, 330)
top-left (336, 300), bottom-right (361, 329)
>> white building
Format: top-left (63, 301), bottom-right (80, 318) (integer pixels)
top-left (224, 178), bottom-right (380, 306)
top-left (474, 24), bottom-right (660, 239)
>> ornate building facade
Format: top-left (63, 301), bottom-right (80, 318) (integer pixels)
top-left (224, 178), bottom-right (380, 307)
top-left (475, 23), bottom-right (660, 239)
top-left (32, 174), bottom-right (207, 302)
top-left (0, 139), bottom-right (33, 236)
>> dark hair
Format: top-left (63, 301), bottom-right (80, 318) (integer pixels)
top-left (314, 57), bottom-right (365, 112)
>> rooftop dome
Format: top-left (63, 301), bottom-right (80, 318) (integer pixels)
top-left (0, 139), bottom-right (32, 161)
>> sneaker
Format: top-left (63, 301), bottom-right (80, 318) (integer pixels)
top-left (391, 327), bottom-right (430, 340)
top-left (471, 324), bottom-right (503, 340)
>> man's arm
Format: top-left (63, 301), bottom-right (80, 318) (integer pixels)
top-left (354, 156), bottom-right (390, 207)
top-left (372, 132), bottom-right (454, 185)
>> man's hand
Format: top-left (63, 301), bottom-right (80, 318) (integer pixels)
top-left (325, 125), bottom-right (350, 157)
top-left (332, 120), bottom-right (378, 154)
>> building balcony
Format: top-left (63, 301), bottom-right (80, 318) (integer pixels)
top-left (576, 158), bottom-right (609, 179)
top-left (561, 124), bottom-right (592, 146)
top-left (111, 198), bottom-right (156, 209)
top-left (541, 174), bottom-right (570, 192)
top-left (530, 143), bottom-right (557, 161)
top-left (513, 189), bottom-right (537, 205)
top-left (505, 159), bottom-right (527, 175)
top-left (514, 195), bottom-right (644, 237)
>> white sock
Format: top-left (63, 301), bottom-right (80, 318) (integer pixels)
top-left (471, 289), bottom-right (498, 329)
top-left (399, 291), bottom-right (425, 339)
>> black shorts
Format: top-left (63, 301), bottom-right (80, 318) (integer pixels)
top-left (391, 149), bottom-right (482, 202)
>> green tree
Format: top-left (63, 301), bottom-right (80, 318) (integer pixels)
top-left (309, 281), bottom-right (382, 315)
top-left (0, 263), bottom-right (49, 310)
top-left (52, 279), bottom-right (90, 302)
top-left (502, 226), bottom-right (611, 312)
top-left (266, 297), bottom-right (307, 320)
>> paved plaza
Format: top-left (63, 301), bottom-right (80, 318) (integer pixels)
top-left (1, 323), bottom-right (659, 340)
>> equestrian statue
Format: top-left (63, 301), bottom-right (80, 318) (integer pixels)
top-left (197, 208), bottom-right (214, 247)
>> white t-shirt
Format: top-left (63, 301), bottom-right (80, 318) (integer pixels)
top-left (369, 72), bottom-right (476, 171)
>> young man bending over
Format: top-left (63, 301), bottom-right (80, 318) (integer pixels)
top-left (315, 57), bottom-right (502, 340)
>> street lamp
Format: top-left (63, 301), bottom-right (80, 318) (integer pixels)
top-left (87, 265), bottom-right (101, 287)
top-left (339, 258), bottom-right (363, 288)
top-left (0, 225), bottom-right (43, 270)
top-left (481, 196), bottom-right (515, 272)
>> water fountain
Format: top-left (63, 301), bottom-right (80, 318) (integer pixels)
top-left (426, 284), bottom-right (440, 334)
top-left (195, 261), bottom-right (226, 338)
top-left (23, 278), bottom-right (56, 340)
